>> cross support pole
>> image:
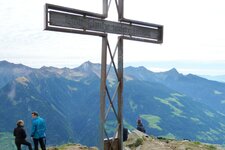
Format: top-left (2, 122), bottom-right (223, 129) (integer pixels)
top-left (118, 0), bottom-right (124, 20)
top-left (117, 37), bottom-right (123, 149)
top-left (100, 36), bottom-right (107, 150)
top-left (103, 0), bottom-right (108, 17)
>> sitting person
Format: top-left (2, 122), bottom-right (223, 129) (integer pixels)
top-left (136, 118), bottom-right (146, 133)
top-left (123, 127), bottom-right (128, 141)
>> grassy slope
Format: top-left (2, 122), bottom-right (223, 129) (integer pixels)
top-left (0, 132), bottom-right (17, 150)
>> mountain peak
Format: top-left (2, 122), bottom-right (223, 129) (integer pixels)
top-left (0, 60), bottom-right (11, 65)
top-left (164, 68), bottom-right (180, 76)
top-left (125, 66), bottom-right (153, 72)
top-left (124, 66), bottom-right (155, 81)
top-left (79, 61), bottom-right (93, 69)
top-left (77, 61), bottom-right (100, 72)
top-left (40, 66), bottom-right (61, 72)
top-left (0, 60), bottom-right (26, 68)
top-left (168, 68), bottom-right (178, 73)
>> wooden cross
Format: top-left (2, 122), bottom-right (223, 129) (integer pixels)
top-left (45, 1), bottom-right (163, 149)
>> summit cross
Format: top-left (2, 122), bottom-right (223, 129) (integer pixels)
top-left (44, 1), bottom-right (163, 149)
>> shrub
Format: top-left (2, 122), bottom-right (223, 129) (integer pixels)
top-left (134, 138), bottom-right (144, 147)
top-left (206, 145), bottom-right (216, 150)
top-left (193, 141), bottom-right (201, 145)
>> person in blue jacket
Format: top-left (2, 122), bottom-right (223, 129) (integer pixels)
top-left (31, 111), bottom-right (46, 150)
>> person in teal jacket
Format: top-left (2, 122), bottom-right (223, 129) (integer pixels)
top-left (31, 111), bottom-right (46, 150)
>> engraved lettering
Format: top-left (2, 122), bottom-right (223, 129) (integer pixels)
top-left (49, 11), bottom-right (160, 40)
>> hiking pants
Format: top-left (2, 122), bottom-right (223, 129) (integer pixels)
top-left (33, 137), bottom-right (46, 150)
top-left (15, 139), bottom-right (32, 150)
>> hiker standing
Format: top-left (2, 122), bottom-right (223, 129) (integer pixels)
top-left (13, 120), bottom-right (32, 150)
top-left (31, 111), bottom-right (46, 150)
top-left (136, 118), bottom-right (146, 133)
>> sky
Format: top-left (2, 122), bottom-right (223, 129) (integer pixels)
top-left (0, 0), bottom-right (225, 76)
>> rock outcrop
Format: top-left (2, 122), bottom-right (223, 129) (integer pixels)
top-left (47, 130), bottom-right (225, 150)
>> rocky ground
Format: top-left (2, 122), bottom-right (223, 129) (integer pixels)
top-left (124, 130), bottom-right (225, 150)
top-left (47, 144), bottom-right (98, 150)
top-left (47, 130), bottom-right (225, 150)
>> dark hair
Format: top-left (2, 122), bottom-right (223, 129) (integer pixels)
top-left (17, 120), bottom-right (24, 126)
top-left (137, 119), bottom-right (143, 125)
top-left (32, 111), bottom-right (39, 116)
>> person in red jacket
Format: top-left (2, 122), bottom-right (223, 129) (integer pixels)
top-left (13, 120), bottom-right (32, 150)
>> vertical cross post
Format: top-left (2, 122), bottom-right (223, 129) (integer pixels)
top-left (117, 1), bottom-right (124, 148)
top-left (117, 37), bottom-right (123, 149)
top-left (118, 0), bottom-right (124, 19)
top-left (103, 0), bottom-right (108, 17)
top-left (100, 36), bottom-right (107, 150)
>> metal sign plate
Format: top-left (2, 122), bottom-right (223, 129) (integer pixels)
top-left (49, 11), bottom-right (161, 41)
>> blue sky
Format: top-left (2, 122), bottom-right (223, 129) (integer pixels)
top-left (0, 0), bottom-right (225, 76)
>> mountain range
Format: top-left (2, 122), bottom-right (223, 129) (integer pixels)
top-left (0, 60), bottom-right (225, 148)
top-left (202, 75), bottom-right (225, 83)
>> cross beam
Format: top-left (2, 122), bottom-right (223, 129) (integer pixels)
top-left (45, 1), bottom-right (163, 150)
top-left (45, 4), bottom-right (163, 43)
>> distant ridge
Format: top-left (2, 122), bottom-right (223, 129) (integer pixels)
top-left (0, 60), bottom-right (224, 82)
top-left (1, 60), bottom-right (225, 147)
top-left (201, 74), bottom-right (225, 83)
